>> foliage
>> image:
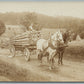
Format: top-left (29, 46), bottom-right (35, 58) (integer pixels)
top-left (0, 12), bottom-right (84, 38)
top-left (0, 20), bottom-right (6, 36)
top-left (80, 31), bottom-right (84, 39)
top-left (20, 12), bottom-right (42, 31)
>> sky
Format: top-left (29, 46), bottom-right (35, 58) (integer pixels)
top-left (0, 1), bottom-right (84, 19)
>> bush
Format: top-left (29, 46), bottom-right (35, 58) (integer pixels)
top-left (64, 40), bottom-right (84, 61)
top-left (79, 31), bottom-right (84, 39)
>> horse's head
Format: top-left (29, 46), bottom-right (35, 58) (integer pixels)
top-left (62, 29), bottom-right (72, 44)
top-left (57, 30), bottom-right (64, 43)
top-left (50, 30), bottom-right (64, 47)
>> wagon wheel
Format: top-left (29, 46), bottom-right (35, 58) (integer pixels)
top-left (24, 48), bottom-right (30, 61)
top-left (9, 45), bottom-right (15, 57)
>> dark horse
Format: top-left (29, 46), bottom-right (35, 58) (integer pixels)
top-left (54, 30), bottom-right (72, 65)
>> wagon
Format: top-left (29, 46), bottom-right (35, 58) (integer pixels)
top-left (9, 31), bottom-right (41, 61)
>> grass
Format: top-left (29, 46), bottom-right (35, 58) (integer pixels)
top-left (64, 40), bottom-right (84, 61)
top-left (0, 59), bottom-right (48, 81)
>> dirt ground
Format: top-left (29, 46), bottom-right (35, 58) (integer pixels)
top-left (0, 48), bottom-right (84, 82)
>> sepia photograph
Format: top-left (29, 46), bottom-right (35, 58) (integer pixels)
top-left (0, 1), bottom-right (84, 82)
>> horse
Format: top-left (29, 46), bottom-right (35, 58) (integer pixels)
top-left (54, 29), bottom-right (72, 65)
top-left (36, 30), bottom-right (64, 69)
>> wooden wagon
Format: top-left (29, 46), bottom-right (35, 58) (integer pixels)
top-left (9, 31), bottom-right (41, 61)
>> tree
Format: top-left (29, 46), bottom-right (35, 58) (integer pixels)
top-left (20, 12), bottom-right (42, 31)
top-left (0, 20), bottom-right (6, 36)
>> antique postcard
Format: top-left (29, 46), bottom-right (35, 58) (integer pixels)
top-left (0, 1), bottom-right (84, 82)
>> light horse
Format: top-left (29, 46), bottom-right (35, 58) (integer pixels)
top-left (36, 30), bottom-right (64, 69)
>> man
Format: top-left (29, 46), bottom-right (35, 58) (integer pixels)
top-left (29, 23), bottom-right (35, 31)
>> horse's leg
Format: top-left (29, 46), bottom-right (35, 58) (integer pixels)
top-left (47, 56), bottom-right (50, 63)
top-left (50, 52), bottom-right (56, 69)
top-left (61, 52), bottom-right (64, 65)
top-left (48, 54), bottom-right (53, 70)
top-left (52, 52), bottom-right (57, 67)
top-left (52, 52), bottom-right (58, 63)
top-left (37, 49), bottom-right (40, 59)
top-left (58, 52), bottom-right (61, 65)
top-left (52, 57), bottom-right (55, 69)
top-left (40, 56), bottom-right (42, 63)
top-left (49, 58), bottom-right (53, 70)
top-left (37, 50), bottom-right (43, 63)
top-left (40, 52), bottom-right (43, 63)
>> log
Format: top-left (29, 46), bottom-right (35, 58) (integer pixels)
top-left (14, 41), bottom-right (29, 43)
top-left (11, 31), bottom-right (41, 45)
top-left (13, 38), bottom-right (30, 42)
top-left (14, 42), bottom-right (36, 46)
top-left (13, 32), bottom-right (31, 40)
top-left (13, 31), bottom-right (40, 40)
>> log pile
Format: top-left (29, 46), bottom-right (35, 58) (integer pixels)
top-left (10, 31), bottom-right (41, 46)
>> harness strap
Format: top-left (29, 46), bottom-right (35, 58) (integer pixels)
top-left (42, 46), bottom-right (49, 56)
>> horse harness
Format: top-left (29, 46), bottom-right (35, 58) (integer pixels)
top-left (42, 39), bottom-right (63, 56)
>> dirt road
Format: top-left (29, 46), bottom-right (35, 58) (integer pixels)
top-left (0, 48), bottom-right (84, 82)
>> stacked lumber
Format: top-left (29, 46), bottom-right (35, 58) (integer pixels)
top-left (11, 31), bottom-right (41, 46)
